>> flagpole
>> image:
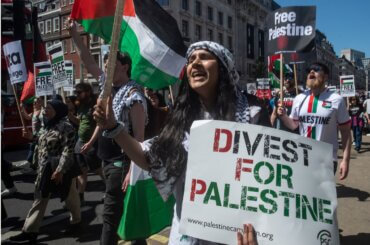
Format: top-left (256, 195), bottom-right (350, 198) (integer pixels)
top-left (293, 63), bottom-right (298, 94)
top-left (60, 87), bottom-right (66, 103)
top-left (12, 85), bottom-right (26, 130)
top-left (279, 52), bottom-right (284, 104)
top-left (101, 0), bottom-right (125, 99)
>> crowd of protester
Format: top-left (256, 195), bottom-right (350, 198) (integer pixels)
top-left (2, 33), bottom-right (370, 244)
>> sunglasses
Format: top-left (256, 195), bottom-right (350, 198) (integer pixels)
top-left (306, 65), bottom-right (323, 74)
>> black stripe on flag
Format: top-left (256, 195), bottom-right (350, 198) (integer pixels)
top-left (48, 46), bottom-right (62, 55)
top-left (37, 64), bottom-right (51, 69)
top-left (64, 63), bottom-right (72, 67)
top-left (134, 0), bottom-right (187, 57)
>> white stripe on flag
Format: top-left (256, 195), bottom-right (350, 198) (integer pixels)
top-left (124, 16), bottom-right (186, 78)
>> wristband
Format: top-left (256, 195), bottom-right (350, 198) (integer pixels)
top-left (102, 122), bottom-right (125, 138)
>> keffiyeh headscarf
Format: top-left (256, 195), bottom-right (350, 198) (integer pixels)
top-left (186, 41), bottom-right (240, 84)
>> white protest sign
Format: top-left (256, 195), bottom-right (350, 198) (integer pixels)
top-left (63, 60), bottom-right (74, 93)
top-left (2, 40), bottom-right (28, 84)
top-left (339, 75), bottom-right (355, 97)
top-left (34, 61), bottom-right (53, 97)
top-left (47, 42), bottom-right (68, 89)
top-left (180, 120), bottom-right (339, 245)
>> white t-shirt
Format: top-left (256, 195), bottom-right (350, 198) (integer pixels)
top-left (289, 89), bottom-right (350, 160)
top-left (363, 99), bottom-right (370, 114)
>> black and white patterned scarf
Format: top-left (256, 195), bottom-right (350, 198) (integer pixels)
top-left (186, 41), bottom-right (240, 85)
top-left (186, 41), bottom-right (250, 123)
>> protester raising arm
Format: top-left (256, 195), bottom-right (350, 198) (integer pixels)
top-left (66, 18), bottom-right (102, 80)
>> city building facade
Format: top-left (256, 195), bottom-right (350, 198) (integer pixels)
top-left (156, 0), bottom-right (278, 87)
top-left (33, 0), bottom-right (104, 92)
top-left (340, 49), bottom-right (365, 67)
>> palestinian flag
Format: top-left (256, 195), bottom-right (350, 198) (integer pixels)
top-left (268, 54), bottom-right (293, 89)
top-left (71, 0), bottom-right (187, 89)
top-left (117, 164), bottom-right (175, 240)
top-left (20, 71), bottom-right (36, 103)
top-left (47, 43), bottom-right (64, 64)
top-left (35, 62), bottom-right (52, 77)
top-left (268, 54), bottom-right (281, 89)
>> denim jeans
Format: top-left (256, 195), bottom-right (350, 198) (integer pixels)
top-left (352, 126), bottom-right (362, 150)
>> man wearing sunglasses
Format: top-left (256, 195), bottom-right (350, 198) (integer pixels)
top-left (277, 62), bottom-right (352, 180)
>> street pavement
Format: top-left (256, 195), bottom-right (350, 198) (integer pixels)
top-left (2, 136), bottom-right (370, 244)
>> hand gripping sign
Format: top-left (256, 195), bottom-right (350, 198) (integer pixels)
top-left (179, 120), bottom-right (339, 245)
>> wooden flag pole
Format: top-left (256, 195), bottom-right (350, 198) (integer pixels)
top-left (100, 0), bottom-right (125, 99)
top-left (168, 85), bottom-right (174, 105)
top-left (11, 85), bottom-right (26, 130)
top-left (279, 52), bottom-right (284, 104)
top-left (293, 63), bottom-right (298, 94)
top-left (60, 87), bottom-right (66, 103)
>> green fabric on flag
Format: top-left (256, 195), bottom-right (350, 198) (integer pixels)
top-left (273, 60), bottom-right (293, 74)
top-left (268, 72), bottom-right (280, 89)
top-left (117, 172), bottom-right (175, 240)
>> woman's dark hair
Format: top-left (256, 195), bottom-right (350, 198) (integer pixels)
top-left (147, 61), bottom-right (237, 180)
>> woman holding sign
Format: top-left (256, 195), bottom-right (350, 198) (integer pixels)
top-left (94, 41), bottom-right (259, 244)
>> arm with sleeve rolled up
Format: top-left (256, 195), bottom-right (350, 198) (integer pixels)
top-left (66, 18), bottom-right (102, 80)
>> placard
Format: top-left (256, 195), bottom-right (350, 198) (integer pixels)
top-left (180, 120), bottom-right (339, 245)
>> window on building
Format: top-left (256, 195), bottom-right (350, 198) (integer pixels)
top-left (195, 24), bottom-right (202, 41)
top-left (46, 41), bottom-right (52, 48)
top-left (258, 29), bottom-right (265, 58)
top-left (61, 0), bottom-right (66, 7)
top-left (227, 0), bottom-right (232, 5)
top-left (61, 16), bottom-right (67, 30)
top-left (207, 29), bottom-right (214, 41)
top-left (71, 39), bottom-right (76, 53)
top-left (46, 19), bottom-right (52, 34)
top-left (54, 1), bottom-right (60, 8)
top-left (38, 21), bottom-right (44, 34)
top-left (218, 32), bottom-right (223, 45)
top-left (247, 24), bottom-right (255, 59)
top-left (91, 34), bottom-right (100, 44)
top-left (227, 16), bottom-right (232, 29)
top-left (93, 54), bottom-right (100, 68)
top-left (70, 0), bottom-right (74, 4)
top-left (156, 0), bottom-right (169, 6)
top-left (182, 20), bottom-right (189, 37)
top-left (228, 36), bottom-right (233, 51)
top-left (218, 12), bottom-right (223, 26)
top-left (207, 7), bottom-right (213, 22)
top-left (63, 39), bottom-right (68, 54)
top-left (195, 1), bottom-right (202, 16)
top-left (53, 17), bottom-right (60, 32)
top-left (182, 0), bottom-right (189, 10)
